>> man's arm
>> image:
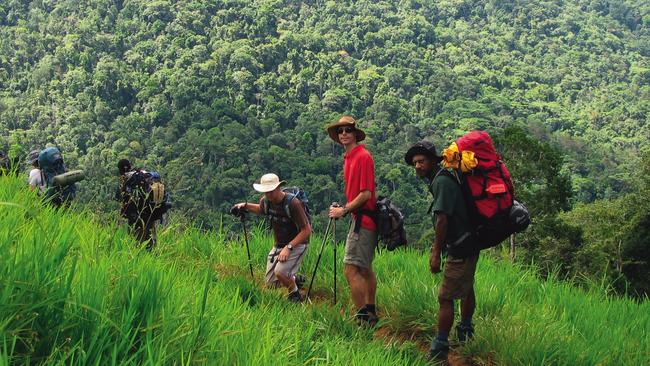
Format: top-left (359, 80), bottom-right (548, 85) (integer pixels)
top-left (289, 223), bottom-right (311, 246)
top-left (329, 190), bottom-right (371, 218)
top-left (233, 202), bottom-right (262, 215)
top-left (430, 212), bottom-right (448, 274)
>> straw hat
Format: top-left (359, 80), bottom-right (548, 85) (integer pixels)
top-left (326, 116), bottom-right (366, 144)
top-left (253, 173), bottom-right (286, 193)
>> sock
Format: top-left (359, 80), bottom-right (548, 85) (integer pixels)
top-left (365, 304), bottom-right (376, 314)
top-left (460, 316), bottom-right (473, 327)
top-left (436, 331), bottom-right (449, 343)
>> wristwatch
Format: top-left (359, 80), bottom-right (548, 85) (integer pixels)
top-left (287, 244), bottom-right (294, 251)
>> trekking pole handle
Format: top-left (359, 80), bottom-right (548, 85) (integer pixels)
top-left (331, 202), bottom-right (342, 220)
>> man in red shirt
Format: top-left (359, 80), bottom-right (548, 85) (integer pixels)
top-left (327, 116), bottom-right (379, 326)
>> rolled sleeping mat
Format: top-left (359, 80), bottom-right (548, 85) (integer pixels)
top-left (53, 170), bottom-right (85, 187)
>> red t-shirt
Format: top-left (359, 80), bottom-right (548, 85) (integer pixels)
top-left (343, 144), bottom-right (377, 231)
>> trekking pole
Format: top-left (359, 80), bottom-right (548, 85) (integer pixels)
top-left (239, 215), bottom-right (254, 279)
top-left (333, 216), bottom-right (337, 305)
top-left (306, 216), bottom-right (334, 300)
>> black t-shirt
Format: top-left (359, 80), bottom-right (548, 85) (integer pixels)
top-left (259, 194), bottom-right (310, 247)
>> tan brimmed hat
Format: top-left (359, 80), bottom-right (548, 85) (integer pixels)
top-left (253, 173), bottom-right (285, 193)
top-left (326, 115), bottom-right (366, 144)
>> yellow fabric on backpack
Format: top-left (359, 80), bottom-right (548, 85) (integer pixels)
top-left (150, 182), bottom-right (165, 205)
top-left (442, 142), bottom-right (478, 173)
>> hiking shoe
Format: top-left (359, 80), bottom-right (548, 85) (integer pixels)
top-left (294, 274), bottom-right (305, 289)
top-left (367, 311), bottom-right (380, 328)
top-left (287, 290), bottom-right (303, 303)
top-left (355, 307), bottom-right (369, 325)
top-left (456, 323), bottom-right (474, 343)
top-left (354, 307), bottom-right (379, 328)
top-left (427, 339), bottom-right (449, 363)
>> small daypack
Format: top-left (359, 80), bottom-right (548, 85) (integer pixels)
top-left (263, 186), bottom-right (312, 227)
top-left (38, 147), bottom-right (77, 206)
top-left (440, 131), bottom-right (530, 251)
top-left (121, 170), bottom-right (171, 223)
top-left (374, 197), bottom-right (408, 251)
top-left (355, 197), bottom-right (408, 251)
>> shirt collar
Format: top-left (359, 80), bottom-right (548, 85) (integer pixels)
top-left (344, 144), bottom-right (365, 160)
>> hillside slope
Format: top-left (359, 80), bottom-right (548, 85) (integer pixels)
top-left (1, 175), bottom-right (648, 365)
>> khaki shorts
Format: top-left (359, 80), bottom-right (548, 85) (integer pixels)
top-left (439, 254), bottom-right (479, 300)
top-left (265, 244), bottom-right (307, 287)
top-left (343, 225), bottom-right (377, 269)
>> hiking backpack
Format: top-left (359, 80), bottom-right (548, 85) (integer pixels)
top-left (355, 197), bottom-right (408, 251)
top-left (263, 186), bottom-right (312, 227)
top-left (121, 170), bottom-right (171, 223)
top-left (38, 147), bottom-right (77, 206)
top-left (442, 131), bottom-right (530, 250)
top-left (373, 197), bottom-right (408, 251)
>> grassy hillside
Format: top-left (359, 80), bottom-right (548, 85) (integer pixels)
top-left (1, 175), bottom-right (648, 365)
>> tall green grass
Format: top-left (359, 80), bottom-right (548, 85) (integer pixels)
top-left (1, 175), bottom-right (648, 365)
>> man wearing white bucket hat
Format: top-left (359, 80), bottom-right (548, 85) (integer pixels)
top-left (232, 173), bottom-right (312, 302)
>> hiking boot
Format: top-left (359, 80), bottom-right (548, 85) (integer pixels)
top-left (354, 307), bottom-right (379, 327)
top-left (287, 290), bottom-right (303, 303)
top-left (427, 339), bottom-right (449, 363)
top-left (355, 307), bottom-right (369, 325)
top-left (367, 311), bottom-right (380, 328)
top-left (294, 274), bottom-right (305, 289)
top-left (456, 323), bottom-right (474, 343)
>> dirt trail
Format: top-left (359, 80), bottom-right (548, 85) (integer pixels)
top-left (211, 264), bottom-right (484, 365)
top-left (374, 326), bottom-right (481, 366)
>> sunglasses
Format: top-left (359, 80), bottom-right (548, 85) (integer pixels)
top-left (337, 126), bottom-right (355, 134)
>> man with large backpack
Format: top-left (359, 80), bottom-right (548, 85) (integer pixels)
top-left (231, 173), bottom-right (312, 302)
top-left (326, 116), bottom-right (379, 326)
top-left (118, 158), bottom-right (170, 251)
top-left (26, 150), bottom-right (45, 193)
top-left (38, 147), bottom-right (79, 207)
top-left (405, 141), bottom-right (479, 362)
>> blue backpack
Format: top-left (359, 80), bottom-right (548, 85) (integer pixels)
top-left (38, 147), bottom-right (76, 206)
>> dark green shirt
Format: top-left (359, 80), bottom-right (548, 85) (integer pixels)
top-left (430, 172), bottom-right (478, 257)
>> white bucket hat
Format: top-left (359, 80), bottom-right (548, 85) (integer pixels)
top-left (253, 173), bottom-right (285, 193)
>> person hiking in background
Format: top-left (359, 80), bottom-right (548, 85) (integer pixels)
top-left (118, 158), bottom-right (170, 251)
top-left (405, 141), bottom-right (480, 362)
top-left (0, 150), bottom-right (10, 176)
top-left (26, 149), bottom-right (45, 193)
top-left (326, 116), bottom-right (379, 326)
top-left (231, 173), bottom-right (312, 302)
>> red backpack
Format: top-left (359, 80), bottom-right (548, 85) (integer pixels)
top-left (456, 131), bottom-right (515, 219)
top-left (448, 131), bottom-right (528, 250)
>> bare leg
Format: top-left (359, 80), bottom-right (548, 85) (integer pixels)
top-left (359, 267), bottom-right (376, 306)
top-left (344, 264), bottom-right (367, 308)
top-left (438, 297), bottom-right (455, 334)
top-left (460, 287), bottom-right (476, 320)
top-left (275, 271), bottom-right (297, 292)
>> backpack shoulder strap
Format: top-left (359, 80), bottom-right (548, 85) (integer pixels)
top-left (283, 193), bottom-right (296, 220)
top-left (262, 197), bottom-right (270, 216)
top-left (428, 169), bottom-right (461, 214)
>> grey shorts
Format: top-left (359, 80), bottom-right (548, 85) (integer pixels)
top-left (343, 225), bottom-right (378, 269)
top-left (265, 244), bottom-right (307, 287)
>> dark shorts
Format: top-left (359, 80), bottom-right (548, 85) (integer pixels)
top-left (439, 254), bottom-right (479, 300)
